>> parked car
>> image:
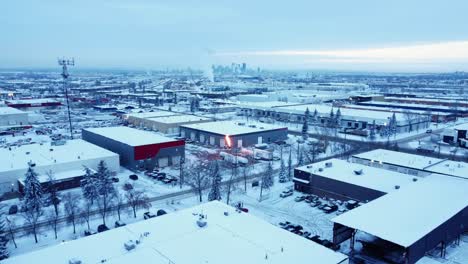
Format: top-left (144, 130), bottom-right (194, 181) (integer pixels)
top-left (111, 177), bottom-right (119, 183)
top-left (8, 205), bottom-right (18, 215)
top-left (279, 221), bottom-right (291, 228)
top-left (115, 221), bottom-right (126, 228)
top-left (426, 129), bottom-right (433, 133)
top-left (280, 190), bottom-right (293, 198)
top-left (143, 212), bottom-right (156, 219)
top-left (322, 205), bottom-right (339, 214)
top-left (84, 229), bottom-right (97, 236)
top-left (97, 224), bottom-right (109, 233)
top-left (309, 235), bottom-right (323, 244)
top-left (156, 209), bottom-right (167, 216)
top-left (129, 174), bottom-right (139, 181)
top-left (294, 196), bottom-right (306, 202)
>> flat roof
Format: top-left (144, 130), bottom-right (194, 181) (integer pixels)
top-left (0, 107), bottom-right (25, 115)
top-left (181, 121), bottom-right (287, 136)
top-left (147, 114), bottom-right (211, 124)
top-left (18, 169), bottom-right (93, 184)
top-left (333, 174), bottom-right (468, 247)
top-left (5, 201), bottom-right (348, 264)
top-left (296, 159), bottom-right (417, 194)
top-left (84, 126), bottom-right (178, 146)
top-left (453, 123), bottom-right (468, 131)
top-left (352, 149), bottom-right (442, 170)
top-left (6, 98), bottom-right (60, 104)
top-left (0, 140), bottom-right (118, 173)
top-left (425, 160), bottom-right (468, 180)
top-left (124, 111), bottom-right (179, 119)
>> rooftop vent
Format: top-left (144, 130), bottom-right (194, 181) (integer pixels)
top-left (25, 152), bottom-right (30, 155)
top-left (124, 240), bottom-right (136, 251)
top-left (412, 178), bottom-right (418, 182)
top-left (325, 162), bottom-right (332, 168)
top-left (306, 165), bottom-right (313, 169)
top-left (69, 259), bottom-right (82, 264)
top-left (395, 185), bottom-right (400, 189)
top-left (318, 168), bottom-right (324, 172)
top-left (197, 214), bottom-right (207, 228)
top-left (353, 169), bottom-right (363, 175)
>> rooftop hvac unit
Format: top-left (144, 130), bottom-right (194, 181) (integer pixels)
top-left (353, 169), bottom-right (363, 175)
top-left (197, 214), bottom-right (207, 228)
top-left (306, 165), bottom-right (313, 169)
top-left (238, 122), bottom-right (245, 126)
top-left (395, 185), bottom-right (400, 189)
top-left (124, 240), bottom-right (136, 251)
top-left (325, 162), bottom-right (332, 168)
top-left (69, 259), bottom-right (82, 264)
top-left (318, 168), bottom-right (323, 172)
top-left (412, 178), bottom-right (418, 182)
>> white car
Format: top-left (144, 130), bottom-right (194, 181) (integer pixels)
top-left (280, 190), bottom-right (293, 198)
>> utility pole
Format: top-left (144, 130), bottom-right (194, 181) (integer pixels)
top-left (58, 58), bottom-right (75, 139)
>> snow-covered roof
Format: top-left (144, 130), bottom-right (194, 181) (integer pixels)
top-left (0, 106), bottom-right (25, 115)
top-left (5, 201), bottom-right (348, 264)
top-left (360, 101), bottom-right (468, 111)
top-left (84, 126), bottom-right (179, 146)
top-left (6, 98), bottom-right (60, 104)
top-left (352, 149), bottom-right (442, 170)
top-left (425, 160), bottom-right (468, 180)
top-left (0, 140), bottom-right (118, 173)
top-left (147, 114), bottom-right (212, 124)
top-left (453, 122), bottom-right (468, 131)
top-left (123, 111), bottom-right (179, 119)
top-left (296, 159), bottom-right (418, 194)
top-left (181, 121), bottom-right (287, 136)
top-left (332, 174), bottom-right (468, 247)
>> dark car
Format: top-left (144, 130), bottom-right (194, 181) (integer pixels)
top-left (309, 235), bottom-right (323, 244)
top-left (323, 205), bottom-right (338, 214)
top-left (84, 229), bottom-right (97, 236)
top-left (129, 174), bottom-right (139, 181)
top-left (112, 177), bottom-right (120, 183)
top-left (157, 209), bottom-right (167, 216)
top-left (279, 221), bottom-right (291, 228)
top-left (97, 224), bottom-right (109, 233)
top-left (8, 205), bottom-right (18, 215)
top-left (115, 221), bottom-right (126, 228)
top-left (144, 212), bottom-right (156, 219)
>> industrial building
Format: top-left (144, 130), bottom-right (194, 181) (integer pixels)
top-left (237, 103), bottom-right (430, 136)
top-left (293, 159), bottom-right (417, 202)
top-left (351, 149), bottom-right (468, 179)
top-left (0, 139), bottom-right (119, 194)
top-left (332, 174), bottom-right (468, 264)
top-left (180, 121), bottom-right (288, 148)
top-left (5, 98), bottom-right (61, 109)
top-left (357, 100), bottom-right (468, 117)
top-left (0, 107), bottom-right (29, 128)
top-left (123, 111), bottom-right (179, 127)
top-left (82, 126), bottom-right (185, 170)
top-left (441, 123), bottom-right (468, 147)
top-left (141, 115), bottom-right (212, 134)
top-left (3, 201), bottom-right (349, 264)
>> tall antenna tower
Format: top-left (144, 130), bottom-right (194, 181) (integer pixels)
top-left (58, 57), bottom-right (75, 139)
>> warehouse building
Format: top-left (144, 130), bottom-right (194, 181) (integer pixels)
top-left (123, 110), bottom-right (179, 127)
top-left (332, 174), bottom-right (468, 264)
top-left (0, 107), bottom-right (29, 128)
top-left (5, 98), bottom-right (61, 109)
top-left (142, 114), bottom-right (212, 134)
top-left (294, 159), bottom-right (417, 202)
top-left (4, 201), bottom-right (349, 264)
top-left (180, 121), bottom-right (288, 148)
top-left (237, 103), bottom-right (430, 136)
top-left (352, 149), bottom-right (468, 179)
top-left (82, 126), bottom-right (185, 170)
top-left (357, 100), bottom-right (468, 117)
top-left (0, 139), bottom-right (119, 194)
top-left (441, 123), bottom-right (468, 147)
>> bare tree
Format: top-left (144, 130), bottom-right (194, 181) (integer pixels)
top-left (45, 170), bottom-right (60, 217)
top-left (5, 217), bottom-right (16, 249)
top-left (114, 191), bottom-right (126, 221)
top-left (125, 188), bottom-right (151, 218)
top-left (47, 210), bottom-right (60, 239)
top-left (64, 193), bottom-right (80, 234)
top-left (22, 206), bottom-right (42, 244)
top-left (80, 199), bottom-right (93, 231)
top-left (95, 161), bottom-right (116, 226)
top-left (186, 161), bottom-right (210, 203)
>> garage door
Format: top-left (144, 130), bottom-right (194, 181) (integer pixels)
top-left (158, 157), bottom-right (169, 167)
top-left (258, 136), bottom-right (263, 144)
top-left (210, 136), bottom-right (215, 145)
top-left (181, 130), bottom-right (185, 138)
top-left (237, 139), bottom-right (243, 148)
top-left (200, 134), bottom-right (205, 143)
top-left (172, 156), bottom-right (181, 165)
top-left (190, 132), bottom-right (196, 140)
top-left (220, 138), bottom-right (225, 148)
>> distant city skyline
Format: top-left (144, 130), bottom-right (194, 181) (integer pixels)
top-left (2, 0), bottom-right (468, 72)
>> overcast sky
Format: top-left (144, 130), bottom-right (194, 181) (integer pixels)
top-left (2, 0), bottom-right (468, 72)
